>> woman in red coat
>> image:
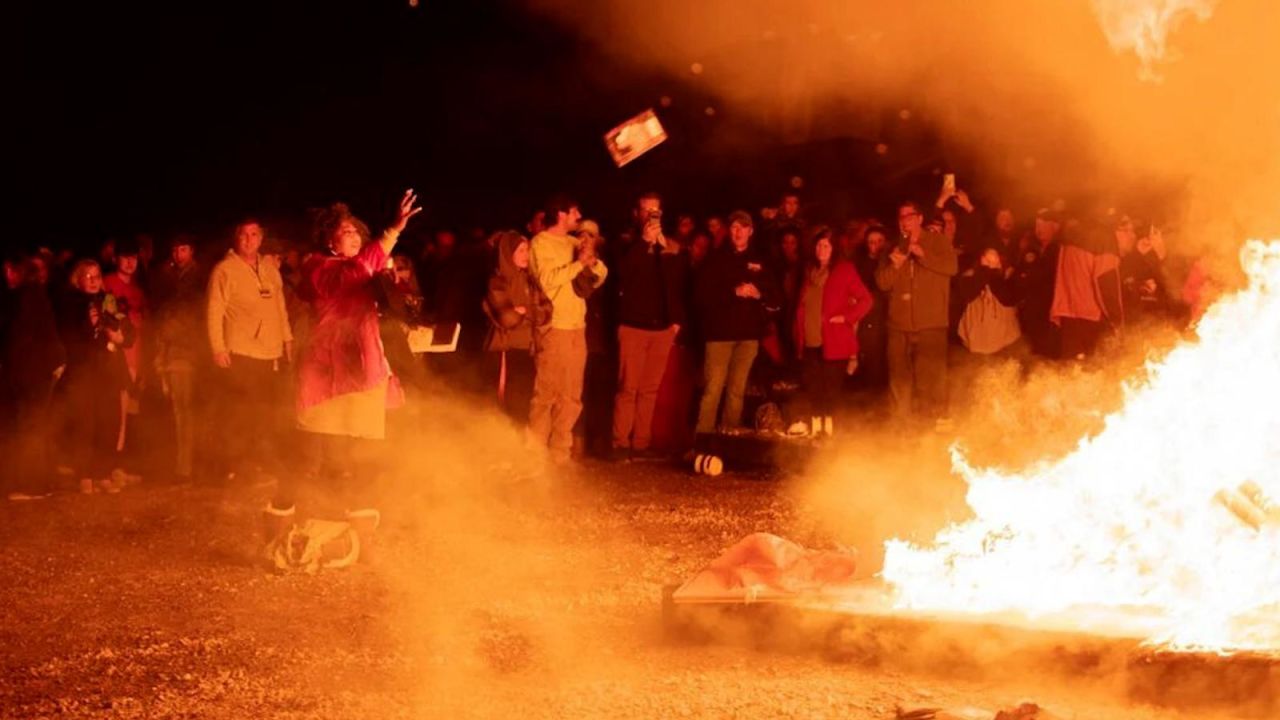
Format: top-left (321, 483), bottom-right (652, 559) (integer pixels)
top-left (792, 227), bottom-right (873, 436)
top-left (264, 190), bottom-right (421, 548)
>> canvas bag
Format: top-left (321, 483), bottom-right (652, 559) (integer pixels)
top-left (264, 519), bottom-right (361, 574)
top-left (958, 286), bottom-right (1021, 354)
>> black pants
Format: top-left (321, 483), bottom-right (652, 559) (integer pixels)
top-left (488, 350), bottom-right (535, 427)
top-left (3, 379), bottom-right (57, 491)
top-left (62, 371), bottom-right (123, 480)
top-left (801, 348), bottom-right (845, 416)
top-left (1059, 317), bottom-right (1104, 360)
top-left (887, 327), bottom-right (949, 422)
top-left (854, 319), bottom-right (889, 392)
top-left (272, 431), bottom-right (384, 512)
top-left (577, 350), bottom-right (615, 457)
top-left (217, 355), bottom-right (283, 478)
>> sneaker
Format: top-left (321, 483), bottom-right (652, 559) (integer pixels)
top-left (786, 421), bottom-right (809, 437)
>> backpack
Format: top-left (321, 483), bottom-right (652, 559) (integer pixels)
top-left (958, 286), bottom-right (1021, 354)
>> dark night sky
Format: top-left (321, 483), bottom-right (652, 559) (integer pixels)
top-left (16, 0), bottom-right (932, 251)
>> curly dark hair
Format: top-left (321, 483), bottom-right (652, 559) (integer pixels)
top-left (310, 203), bottom-right (371, 249)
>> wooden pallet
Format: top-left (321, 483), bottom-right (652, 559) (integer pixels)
top-left (662, 585), bottom-right (1278, 715)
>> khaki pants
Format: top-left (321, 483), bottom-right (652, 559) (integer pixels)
top-left (612, 325), bottom-right (675, 450)
top-left (696, 340), bottom-right (758, 434)
top-left (887, 327), bottom-right (948, 422)
top-left (528, 328), bottom-right (586, 460)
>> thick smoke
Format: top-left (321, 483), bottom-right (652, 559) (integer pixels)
top-left (534, 0), bottom-right (1279, 254)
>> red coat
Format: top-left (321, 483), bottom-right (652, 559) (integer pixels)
top-left (297, 242), bottom-right (403, 413)
top-left (793, 261), bottom-right (873, 361)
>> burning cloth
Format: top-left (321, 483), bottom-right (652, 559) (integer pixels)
top-left (673, 533), bottom-right (857, 603)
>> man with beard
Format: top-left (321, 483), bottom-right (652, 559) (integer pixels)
top-left (528, 194), bottom-right (607, 464)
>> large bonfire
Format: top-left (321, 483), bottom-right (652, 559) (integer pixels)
top-left (882, 0), bottom-right (1278, 657)
top-left (883, 240), bottom-right (1280, 652)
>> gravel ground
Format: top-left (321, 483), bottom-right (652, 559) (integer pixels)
top-left (0, 439), bottom-right (1237, 720)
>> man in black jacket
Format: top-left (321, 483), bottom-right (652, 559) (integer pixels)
top-left (611, 192), bottom-right (687, 458)
top-left (694, 211), bottom-right (779, 434)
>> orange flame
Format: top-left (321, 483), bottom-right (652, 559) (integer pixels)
top-left (883, 240), bottom-right (1280, 653)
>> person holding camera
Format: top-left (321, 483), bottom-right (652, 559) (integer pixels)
top-left (610, 192), bottom-right (687, 460)
top-left (876, 200), bottom-right (958, 430)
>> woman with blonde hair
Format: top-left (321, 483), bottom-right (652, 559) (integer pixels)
top-left (55, 259), bottom-right (134, 493)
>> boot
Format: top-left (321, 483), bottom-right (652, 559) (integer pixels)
top-left (811, 415), bottom-right (822, 437)
top-left (260, 503), bottom-right (296, 545)
top-left (346, 508), bottom-right (381, 564)
top-left (823, 416), bottom-right (834, 437)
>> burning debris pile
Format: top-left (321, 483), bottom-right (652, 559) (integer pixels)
top-left (883, 240), bottom-right (1280, 653)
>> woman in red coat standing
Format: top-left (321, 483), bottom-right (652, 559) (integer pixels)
top-left (263, 190), bottom-right (421, 550)
top-left (792, 227), bottom-right (873, 436)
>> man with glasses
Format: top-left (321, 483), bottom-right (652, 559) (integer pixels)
top-left (876, 201), bottom-right (958, 430)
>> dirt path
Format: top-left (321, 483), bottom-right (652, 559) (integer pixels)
top-left (0, 459), bottom-right (1224, 719)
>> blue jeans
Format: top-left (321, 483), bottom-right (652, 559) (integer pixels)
top-left (696, 340), bottom-right (758, 433)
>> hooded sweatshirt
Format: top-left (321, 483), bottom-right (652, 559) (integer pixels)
top-left (485, 234), bottom-right (551, 352)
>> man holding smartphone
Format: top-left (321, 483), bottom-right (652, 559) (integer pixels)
top-left (610, 192), bottom-right (687, 460)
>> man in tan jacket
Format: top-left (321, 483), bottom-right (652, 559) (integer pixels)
top-left (876, 201), bottom-right (957, 429)
top-left (527, 194), bottom-right (607, 464)
top-left (206, 218), bottom-right (292, 482)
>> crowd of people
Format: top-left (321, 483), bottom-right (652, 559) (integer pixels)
top-left (0, 180), bottom-right (1200, 550)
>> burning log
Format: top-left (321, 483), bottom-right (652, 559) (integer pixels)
top-left (1214, 480), bottom-right (1280, 530)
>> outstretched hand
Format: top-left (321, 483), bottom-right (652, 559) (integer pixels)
top-left (391, 189), bottom-right (423, 234)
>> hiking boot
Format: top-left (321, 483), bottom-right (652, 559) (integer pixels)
top-left (261, 504), bottom-right (297, 544)
top-left (346, 508), bottom-right (381, 563)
